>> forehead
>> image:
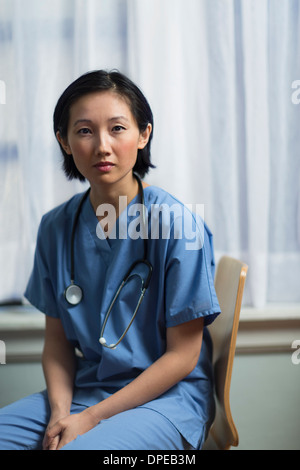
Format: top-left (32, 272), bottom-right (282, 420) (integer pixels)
top-left (69, 90), bottom-right (134, 122)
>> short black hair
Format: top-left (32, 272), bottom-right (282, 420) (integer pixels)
top-left (53, 70), bottom-right (155, 181)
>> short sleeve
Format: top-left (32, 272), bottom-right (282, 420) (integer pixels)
top-left (164, 212), bottom-right (220, 328)
top-left (24, 215), bottom-right (60, 318)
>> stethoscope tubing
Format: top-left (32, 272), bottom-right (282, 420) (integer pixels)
top-left (64, 173), bottom-right (152, 349)
top-left (99, 279), bottom-right (148, 350)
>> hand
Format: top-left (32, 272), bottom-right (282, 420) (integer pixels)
top-left (43, 408), bottom-right (99, 450)
top-left (43, 410), bottom-right (69, 451)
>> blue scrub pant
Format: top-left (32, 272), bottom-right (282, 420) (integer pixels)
top-left (0, 390), bottom-right (191, 450)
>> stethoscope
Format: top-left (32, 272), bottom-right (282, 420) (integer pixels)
top-left (64, 174), bottom-right (153, 349)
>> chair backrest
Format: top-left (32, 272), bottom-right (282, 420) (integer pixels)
top-left (203, 255), bottom-right (248, 450)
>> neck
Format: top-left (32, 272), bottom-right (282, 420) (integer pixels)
top-left (89, 173), bottom-right (139, 218)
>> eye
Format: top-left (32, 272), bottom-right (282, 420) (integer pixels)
top-left (78, 128), bottom-right (92, 135)
top-left (112, 125), bottom-right (125, 132)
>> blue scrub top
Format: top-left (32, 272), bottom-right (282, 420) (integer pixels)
top-left (25, 185), bottom-right (221, 449)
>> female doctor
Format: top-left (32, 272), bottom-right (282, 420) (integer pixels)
top-left (0, 70), bottom-right (220, 450)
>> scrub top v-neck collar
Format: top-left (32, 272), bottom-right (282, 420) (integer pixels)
top-left (80, 189), bottom-right (143, 254)
top-left (80, 194), bottom-right (112, 258)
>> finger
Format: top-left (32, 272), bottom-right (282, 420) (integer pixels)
top-left (46, 421), bottom-right (62, 439)
top-left (43, 429), bottom-right (59, 450)
top-left (56, 428), bottom-right (78, 450)
top-left (43, 433), bottom-right (59, 451)
top-left (43, 423), bottom-right (62, 450)
top-left (47, 435), bottom-right (61, 451)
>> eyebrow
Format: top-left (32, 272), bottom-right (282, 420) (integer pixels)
top-left (108, 116), bottom-right (130, 123)
top-left (73, 116), bottom-right (130, 127)
top-left (73, 119), bottom-right (92, 127)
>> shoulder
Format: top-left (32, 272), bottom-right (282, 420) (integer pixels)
top-left (143, 185), bottom-right (189, 225)
top-left (38, 192), bottom-right (86, 239)
top-left (143, 185), bottom-right (183, 207)
top-left (144, 185), bottom-right (207, 246)
top-left (144, 185), bottom-right (203, 222)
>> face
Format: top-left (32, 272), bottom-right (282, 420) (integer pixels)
top-left (57, 90), bottom-right (151, 192)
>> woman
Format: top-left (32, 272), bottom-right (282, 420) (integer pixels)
top-left (0, 70), bottom-right (220, 450)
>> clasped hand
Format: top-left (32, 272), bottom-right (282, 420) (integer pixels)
top-left (43, 408), bottom-right (99, 450)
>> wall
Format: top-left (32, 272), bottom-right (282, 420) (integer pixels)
top-left (231, 353), bottom-right (300, 450)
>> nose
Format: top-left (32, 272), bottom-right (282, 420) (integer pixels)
top-left (96, 131), bottom-right (111, 156)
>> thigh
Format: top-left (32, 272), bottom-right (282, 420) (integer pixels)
top-left (0, 390), bottom-right (87, 450)
top-left (61, 407), bottom-right (191, 451)
top-left (0, 390), bottom-right (50, 450)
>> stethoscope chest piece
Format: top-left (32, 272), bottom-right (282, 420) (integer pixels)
top-left (65, 283), bottom-right (83, 305)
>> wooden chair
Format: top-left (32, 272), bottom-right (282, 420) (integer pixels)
top-left (203, 255), bottom-right (248, 450)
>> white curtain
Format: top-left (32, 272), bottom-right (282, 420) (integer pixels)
top-left (1, 0), bottom-right (300, 308)
top-left (0, 0), bottom-right (127, 301)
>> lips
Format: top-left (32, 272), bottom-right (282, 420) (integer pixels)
top-left (93, 161), bottom-right (115, 172)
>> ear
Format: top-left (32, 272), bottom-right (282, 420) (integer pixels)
top-left (56, 131), bottom-right (72, 155)
top-left (138, 123), bottom-right (152, 150)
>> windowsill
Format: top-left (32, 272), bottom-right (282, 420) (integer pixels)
top-left (237, 303), bottom-right (300, 354)
top-left (0, 304), bottom-right (45, 331)
top-left (1, 303), bottom-right (300, 360)
top-left (241, 303), bottom-right (300, 321)
top-left (0, 305), bottom-right (44, 362)
top-left (1, 302), bottom-right (299, 325)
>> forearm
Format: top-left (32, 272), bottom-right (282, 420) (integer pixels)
top-left (87, 347), bottom-right (197, 423)
top-left (42, 345), bottom-right (75, 415)
top-left (42, 318), bottom-right (76, 416)
top-left (87, 318), bottom-right (203, 423)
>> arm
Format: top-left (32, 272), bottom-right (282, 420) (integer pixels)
top-left (42, 316), bottom-right (76, 448)
top-left (45, 317), bottom-right (204, 449)
top-left (89, 317), bottom-right (204, 418)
